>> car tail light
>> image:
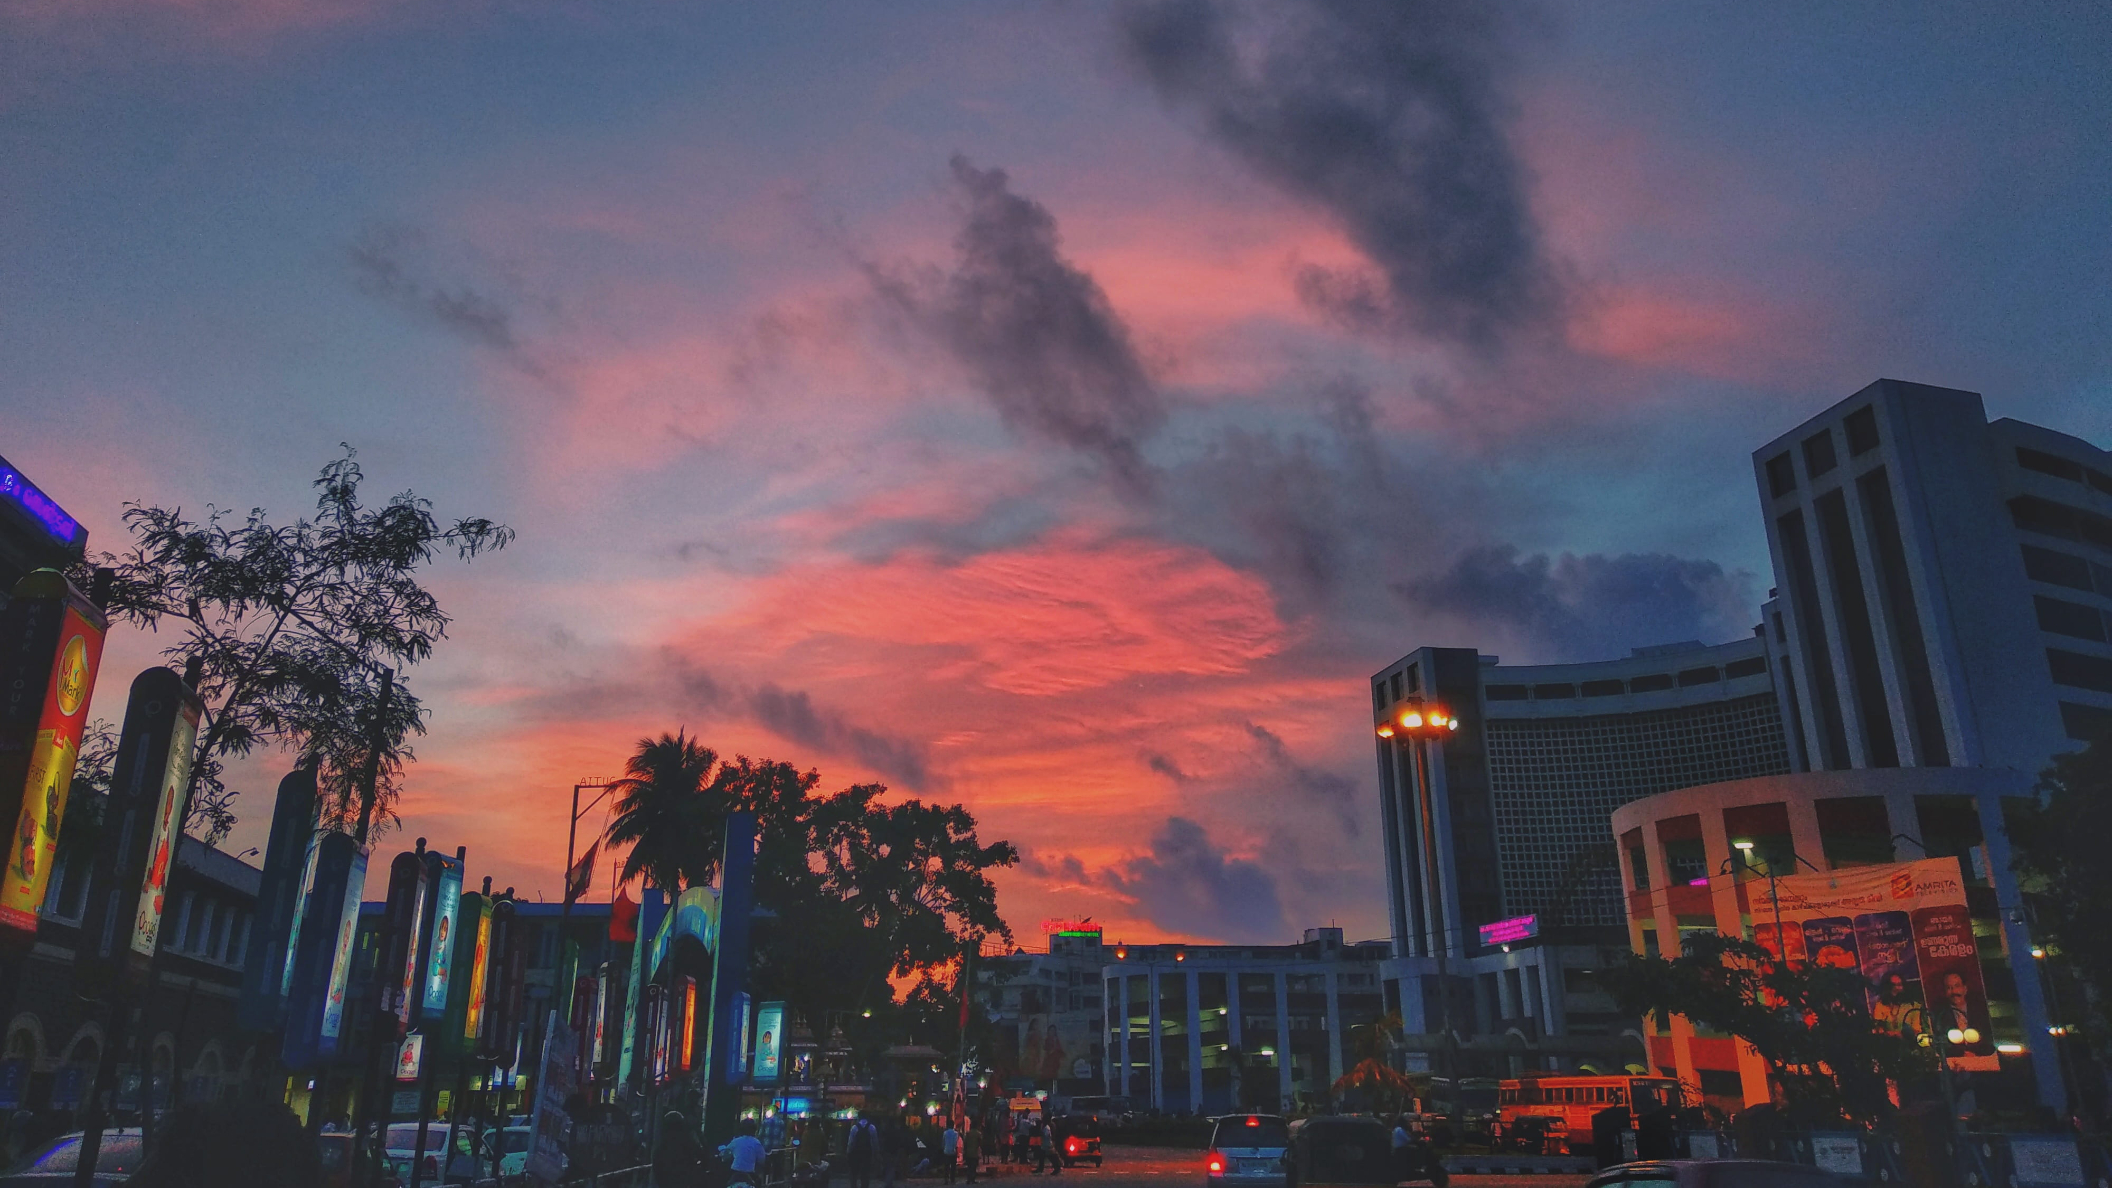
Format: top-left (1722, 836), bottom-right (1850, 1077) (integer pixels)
top-left (424, 1155), bottom-right (439, 1175)
top-left (1066, 1139), bottom-right (1080, 1155)
top-left (1208, 1154), bottom-right (1225, 1174)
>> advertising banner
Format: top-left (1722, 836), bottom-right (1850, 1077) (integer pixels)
top-left (1751, 857), bottom-right (1998, 1070)
top-left (461, 893), bottom-right (494, 1049)
top-left (752, 1000), bottom-right (785, 1083)
top-left (397, 1033), bottom-right (424, 1082)
top-left (0, 574), bottom-right (107, 937)
top-left (527, 1013), bottom-right (577, 1185)
top-left (419, 849), bottom-right (464, 1018)
top-left (319, 843), bottom-right (371, 1052)
top-left (281, 831), bottom-right (366, 1069)
top-left (238, 768), bottom-right (319, 1031)
top-left (75, 668), bottom-right (201, 997)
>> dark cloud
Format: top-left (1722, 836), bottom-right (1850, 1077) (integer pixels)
top-left (1245, 723), bottom-right (1360, 837)
top-left (349, 224), bottom-right (518, 349)
top-left (1143, 752), bottom-right (1193, 782)
top-left (1403, 544), bottom-right (1758, 661)
top-left (1119, 0), bottom-right (1561, 353)
top-left (872, 157), bottom-right (1165, 492)
top-left (1101, 817), bottom-right (1287, 942)
top-left (747, 682), bottom-right (937, 791)
top-left (1019, 849), bottom-right (1091, 885)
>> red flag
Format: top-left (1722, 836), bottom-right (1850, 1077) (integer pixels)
top-left (610, 885), bottom-right (639, 943)
top-left (565, 840), bottom-right (597, 905)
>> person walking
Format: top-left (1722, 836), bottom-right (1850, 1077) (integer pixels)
top-left (962, 1121), bottom-right (982, 1185)
top-left (941, 1119), bottom-right (961, 1184)
top-left (1040, 1116), bottom-right (1063, 1176)
top-left (844, 1114), bottom-right (880, 1188)
top-left (654, 1110), bottom-right (705, 1188)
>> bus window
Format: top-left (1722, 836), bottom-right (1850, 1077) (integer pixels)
top-left (1607, 1087), bottom-right (1626, 1105)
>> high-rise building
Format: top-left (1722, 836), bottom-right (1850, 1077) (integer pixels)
top-left (1752, 378), bottom-right (2112, 777)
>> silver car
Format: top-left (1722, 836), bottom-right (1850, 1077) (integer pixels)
top-left (1208, 1115), bottom-right (1290, 1188)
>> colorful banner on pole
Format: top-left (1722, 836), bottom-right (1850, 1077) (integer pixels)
top-left (1750, 856), bottom-right (1999, 1071)
top-left (0, 572), bottom-right (107, 936)
top-left (752, 1000), bottom-right (784, 1083)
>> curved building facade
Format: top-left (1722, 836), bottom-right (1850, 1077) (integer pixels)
top-left (1609, 768), bottom-right (2059, 1115)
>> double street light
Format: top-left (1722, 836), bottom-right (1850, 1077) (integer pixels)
top-left (1375, 700), bottom-right (1460, 741)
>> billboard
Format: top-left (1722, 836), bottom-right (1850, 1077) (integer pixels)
top-left (318, 843), bottom-right (371, 1048)
top-left (420, 850), bottom-right (464, 1017)
top-left (237, 768), bottom-right (319, 1031)
top-left (462, 893), bottom-right (494, 1047)
top-left (1479, 914), bottom-right (1538, 947)
top-left (280, 831), bottom-right (366, 1069)
top-left (1751, 856), bottom-right (1998, 1071)
top-left (752, 1000), bottom-right (785, 1083)
top-left (128, 694), bottom-right (198, 956)
top-left (0, 576), bottom-right (107, 936)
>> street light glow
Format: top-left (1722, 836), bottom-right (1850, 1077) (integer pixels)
top-left (1402, 712), bottom-right (1423, 728)
top-left (1733, 840), bottom-right (1755, 852)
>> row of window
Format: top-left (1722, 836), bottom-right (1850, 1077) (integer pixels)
top-left (2021, 544), bottom-right (2112, 596)
top-left (2014, 446), bottom-right (2112, 496)
top-left (1485, 656), bottom-right (1767, 703)
top-left (2011, 495), bottom-right (2112, 555)
top-left (1766, 405), bottom-right (1883, 499)
top-left (2048, 648), bottom-right (2112, 695)
top-left (2038, 595), bottom-right (2112, 643)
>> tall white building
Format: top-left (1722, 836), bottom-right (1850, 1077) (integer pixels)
top-left (1753, 378), bottom-right (2112, 774)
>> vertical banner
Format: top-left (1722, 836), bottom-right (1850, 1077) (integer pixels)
top-left (678, 975), bottom-right (698, 1074)
top-left (377, 850), bottom-right (430, 1036)
top-left (527, 1012), bottom-right (577, 1185)
top-left (0, 570), bottom-right (107, 937)
top-left (238, 768), bottom-right (319, 1030)
top-left (1754, 857), bottom-right (1999, 1071)
top-left (281, 832), bottom-right (367, 1069)
top-left (481, 895), bottom-right (521, 1063)
top-left (752, 1001), bottom-right (785, 1084)
top-left (591, 964), bottom-right (611, 1071)
top-left (617, 887), bottom-right (662, 1087)
top-left (458, 893), bottom-right (493, 1054)
top-left (418, 848), bottom-right (464, 1020)
top-left (75, 668), bottom-right (201, 996)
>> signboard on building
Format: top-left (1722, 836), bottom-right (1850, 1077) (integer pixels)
top-left (420, 850), bottom-right (464, 1017)
top-left (1478, 914), bottom-right (1538, 947)
top-left (752, 1000), bottom-right (785, 1083)
top-left (1751, 856), bottom-right (1999, 1071)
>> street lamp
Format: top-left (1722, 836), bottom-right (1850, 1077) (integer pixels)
top-left (1379, 700), bottom-right (1459, 1085)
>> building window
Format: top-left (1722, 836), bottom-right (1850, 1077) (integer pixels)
top-left (1860, 467), bottom-right (1948, 766)
top-left (1656, 815), bottom-right (1707, 884)
top-left (2021, 545), bottom-right (2095, 591)
top-left (1533, 684), bottom-right (1576, 699)
top-left (1677, 666), bottom-right (1721, 687)
top-left (1725, 655), bottom-right (1768, 679)
top-left (1815, 796), bottom-right (1894, 869)
top-left (2016, 447), bottom-right (2086, 483)
top-left (2048, 648), bottom-right (2112, 694)
top-left (2010, 495), bottom-right (2112, 552)
top-left (1803, 430), bottom-right (1837, 478)
top-left (1484, 684), bottom-right (1528, 701)
top-left (1766, 452), bottom-right (1796, 498)
top-left (2061, 702), bottom-right (2112, 742)
top-left (1582, 679), bottom-right (1624, 697)
top-left (1622, 828), bottom-right (1649, 891)
top-left (1844, 406), bottom-right (1880, 456)
top-left (2038, 596), bottom-right (2108, 642)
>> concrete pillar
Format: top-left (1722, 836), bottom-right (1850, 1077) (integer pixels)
top-left (1274, 972), bottom-right (1291, 1110)
top-left (1324, 971), bottom-right (1343, 1095)
top-left (1148, 969), bottom-right (1163, 1111)
top-left (1187, 970), bottom-right (1204, 1113)
top-left (1979, 788), bottom-right (2066, 1115)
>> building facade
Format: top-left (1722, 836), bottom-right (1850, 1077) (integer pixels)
top-left (1101, 927), bottom-right (1389, 1114)
top-left (982, 925), bottom-right (1107, 1094)
top-left (1753, 378), bottom-right (2112, 777)
top-left (1610, 768), bottom-right (2059, 1115)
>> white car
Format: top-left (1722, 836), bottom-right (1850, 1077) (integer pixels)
top-left (1208, 1115), bottom-right (1290, 1188)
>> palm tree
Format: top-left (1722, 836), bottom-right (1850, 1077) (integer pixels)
top-left (605, 729), bottom-right (720, 891)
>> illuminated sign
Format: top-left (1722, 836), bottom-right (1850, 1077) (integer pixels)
top-left (396, 1033), bottom-right (424, 1082)
top-left (421, 853), bottom-right (463, 1016)
top-left (1478, 914), bottom-right (1539, 947)
top-left (590, 968), bottom-right (609, 1067)
top-left (678, 976), bottom-right (698, 1073)
top-left (0, 455), bottom-right (85, 553)
top-left (281, 831), bottom-right (322, 997)
top-left (0, 603), bottom-right (106, 933)
top-left (128, 700), bottom-right (198, 956)
top-left (1042, 919), bottom-right (1101, 936)
top-left (319, 848), bottom-right (369, 1043)
top-left (464, 896), bottom-right (493, 1043)
top-left (752, 1000), bottom-right (785, 1083)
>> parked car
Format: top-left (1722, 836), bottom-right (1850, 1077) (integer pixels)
top-left (1054, 1114), bottom-right (1102, 1168)
top-left (384, 1122), bottom-right (478, 1185)
top-left (1495, 1113), bottom-right (1568, 1156)
top-left (0, 1130), bottom-right (144, 1186)
top-left (1207, 1115), bottom-right (1291, 1188)
top-left (1586, 1161), bottom-right (1840, 1188)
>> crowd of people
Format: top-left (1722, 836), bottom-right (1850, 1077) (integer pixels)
top-left (647, 1106), bottom-right (1090, 1188)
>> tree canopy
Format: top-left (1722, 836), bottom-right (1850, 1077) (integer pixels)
top-left (2009, 723), bottom-right (2112, 1055)
top-left (1603, 931), bottom-right (1930, 1123)
top-left (75, 449), bottom-right (511, 842)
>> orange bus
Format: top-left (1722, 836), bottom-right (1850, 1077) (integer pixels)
top-left (1494, 1075), bottom-right (1681, 1153)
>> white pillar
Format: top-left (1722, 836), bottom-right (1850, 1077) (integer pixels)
top-left (1188, 971), bottom-right (1204, 1113)
top-left (1275, 972), bottom-right (1292, 1110)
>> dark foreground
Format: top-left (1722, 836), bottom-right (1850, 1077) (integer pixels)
top-left (946, 1144), bottom-right (1587, 1188)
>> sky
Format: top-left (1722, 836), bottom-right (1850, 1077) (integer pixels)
top-left (5, 1), bottom-right (2110, 946)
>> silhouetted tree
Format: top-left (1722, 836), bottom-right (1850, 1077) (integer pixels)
top-left (605, 729), bottom-right (723, 892)
top-left (1603, 931), bottom-right (1928, 1122)
top-left (2009, 723), bottom-right (2112, 1055)
top-left (75, 448), bottom-right (511, 842)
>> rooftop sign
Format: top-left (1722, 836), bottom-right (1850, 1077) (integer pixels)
top-left (1041, 919), bottom-right (1101, 936)
top-left (0, 453), bottom-right (85, 556)
top-left (1478, 913), bottom-right (1539, 947)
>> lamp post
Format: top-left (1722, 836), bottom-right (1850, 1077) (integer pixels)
top-left (1901, 1003), bottom-right (1975, 1123)
top-left (1377, 701), bottom-right (1460, 1091)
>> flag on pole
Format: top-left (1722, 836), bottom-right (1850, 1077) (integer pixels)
top-left (565, 840), bottom-right (598, 905)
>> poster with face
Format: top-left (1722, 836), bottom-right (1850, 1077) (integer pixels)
top-left (319, 849), bottom-right (370, 1044)
top-left (1854, 911), bottom-right (1919, 1030)
top-left (422, 856), bottom-right (463, 1016)
top-left (1913, 904), bottom-right (1997, 1070)
top-left (129, 701), bottom-right (199, 957)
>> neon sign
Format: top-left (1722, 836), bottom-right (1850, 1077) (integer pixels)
top-left (1478, 914), bottom-right (1539, 946)
top-left (0, 455), bottom-right (84, 552)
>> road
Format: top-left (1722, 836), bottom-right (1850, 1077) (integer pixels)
top-left (956, 1144), bottom-right (1587, 1188)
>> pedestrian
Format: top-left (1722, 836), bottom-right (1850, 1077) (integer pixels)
top-left (881, 1116), bottom-right (910, 1188)
top-left (942, 1119), bottom-right (961, 1185)
top-left (1040, 1116), bottom-right (1062, 1176)
top-left (845, 1114), bottom-right (879, 1188)
top-left (962, 1121), bottom-right (982, 1185)
top-left (725, 1118), bottom-right (768, 1188)
top-left (655, 1110), bottom-right (705, 1188)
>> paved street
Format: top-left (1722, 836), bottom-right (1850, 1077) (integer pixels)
top-left (948, 1145), bottom-right (1587, 1188)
